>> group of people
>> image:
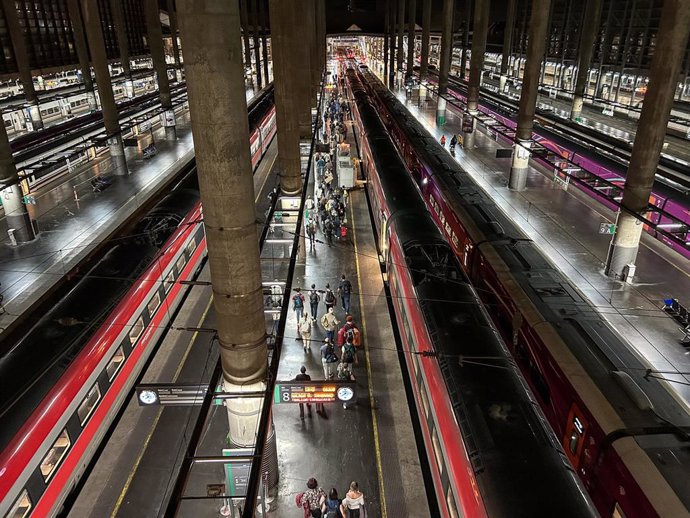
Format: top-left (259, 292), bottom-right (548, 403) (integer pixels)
top-left (297, 478), bottom-right (366, 518)
top-left (439, 133), bottom-right (463, 152)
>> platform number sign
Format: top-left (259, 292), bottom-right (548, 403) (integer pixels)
top-left (599, 223), bottom-right (616, 235)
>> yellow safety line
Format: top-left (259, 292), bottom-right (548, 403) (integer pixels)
top-left (111, 294), bottom-right (214, 517)
top-left (350, 197), bottom-right (388, 518)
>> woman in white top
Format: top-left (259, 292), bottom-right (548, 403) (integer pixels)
top-left (340, 481), bottom-right (365, 518)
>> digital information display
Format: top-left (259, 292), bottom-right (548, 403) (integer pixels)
top-left (274, 381), bottom-right (357, 405)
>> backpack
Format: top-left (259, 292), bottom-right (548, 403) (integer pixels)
top-left (310, 290), bottom-right (319, 303)
top-left (341, 280), bottom-right (352, 294)
top-left (324, 499), bottom-right (340, 518)
top-left (293, 294), bottom-right (303, 309)
top-left (325, 289), bottom-right (335, 304)
top-left (343, 343), bottom-right (355, 363)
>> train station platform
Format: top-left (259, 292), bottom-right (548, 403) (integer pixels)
top-left (380, 65), bottom-right (690, 408)
top-left (68, 78), bottom-right (428, 518)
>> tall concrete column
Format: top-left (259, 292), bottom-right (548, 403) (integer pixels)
top-left (605, 0), bottom-right (690, 279)
top-left (0, 123), bottom-right (34, 242)
top-left (508, 0), bottom-right (551, 191)
top-left (81, 0), bottom-right (127, 174)
top-left (419, 0), bottom-right (431, 80)
top-left (167, 0), bottom-right (183, 82)
top-left (500, 0), bottom-right (516, 92)
top-left (460, 0), bottom-right (471, 80)
top-left (110, 0), bottom-right (134, 98)
top-left (306, 0), bottom-right (319, 103)
top-left (437, 0), bottom-right (454, 124)
top-left (2, 0), bottom-right (43, 130)
top-left (570, 0), bottom-right (602, 121)
top-left (270, 0), bottom-right (307, 195)
top-left (464, 0), bottom-right (490, 148)
top-left (67, 0), bottom-right (98, 111)
top-left (240, 0), bottom-right (252, 74)
top-left (145, 0), bottom-right (176, 140)
top-left (316, 0), bottom-right (326, 74)
top-left (252, 0), bottom-right (263, 88)
top-left (177, 0), bottom-right (268, 448)
top-left (259, 0), bottom-right (270, 83)
top-left (384, 0), bottom-right (390, 81)
top-left (396, 0), bottom-right (405, 74)
top-left (405, 0), bottom-right (416, 78)
top-left (389, 0), bottom-right (397, 85)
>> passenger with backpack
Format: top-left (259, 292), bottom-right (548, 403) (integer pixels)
top-left (337, 316), bottom-right (361, 347)
top-left (293, 288), bottom-right (306, 326)
top-left (341, 337), bottom-right (357, 375)
top-left (306, 218), bottom-right (317, 250)
top-left (308, 284), bottom-right (320, 323)
top-left (323, 284), bottom-right (337, 311)
top-left (321, 338), bottom-right (339, 379)
top-left (321, 488), bottom-right (343, 518)
top-left (337, 274), bottom-right (353, 314)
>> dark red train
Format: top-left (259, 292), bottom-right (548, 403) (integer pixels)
top-left (347, 65), bottom-right (598, 518)
top-left (356, 65), bottom-right (690, 518)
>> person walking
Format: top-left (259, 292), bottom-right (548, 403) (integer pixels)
top-left (308, 284), bottom-right (320, 323)
top-left (306, 218), bottom-right (317, 250)
top-left (440, 134), bottom-right (446, 147)
top-left (316, 155), bottom-right (326, 178)
top-left (322, 488), bottom-right (342, 518)
top-left (304, 478), bottom-right (327, 518)
top-left (324, 283), bottom-right (336, 311)
top-left (320, 307), bottom-right (340, 343)
top-left (292, 288), bottom-right (306, 325)
top-left (337, 316), bottom-right (360, 347)
top-left (337, 274), bottom-right (353, 314)
top-left (321, 338), bottom-right (339, 379)
top-left (299, 313), bottom-right (312, 352)
top-left (294, 366), bottom-right (312, 419)
top-left (341, 337), bottom-right (357, 378)
top-left (341, 481), bottom-right (365, 518)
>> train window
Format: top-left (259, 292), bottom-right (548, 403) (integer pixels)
top-left (431, 429), bottom-right (443, 476)
top-left (5, 489), bottom-right (32, 518)
top-left (147, 292), bottom-right (161, 316)
top-left (451, 232), bottom-right (459, 248)
top-left (106, 347), bottom-right (125, 380)
top-left (419, 383), bottom-right (430, 419)
top-left (176, 255), bottom-right (186, 276)
top-left (129, 317), bottom-right (144, 345)
top-left (164, 270), bottom-right (175, 293)
top-left (186, 238), bottom-right (196, 257)
top-left (446, 487), bottom-right (459, 518)
top-left (77, 383), bottom-right (101, 425)
top-left (40, 429), bottom-right (71, 482)
top-left (612, 502), bottom-right (626, 518)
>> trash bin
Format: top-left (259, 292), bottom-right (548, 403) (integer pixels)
top-left (621, 264), bottom-right (636, 284)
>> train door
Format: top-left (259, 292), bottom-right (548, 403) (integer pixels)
top-left (563, 404), bottom-right (588, 470)
top-left (379, 211), bottom-right (389, 265)
top-left (11, 110), bottom-right (26, 132)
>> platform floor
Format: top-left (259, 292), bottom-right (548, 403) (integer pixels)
top-left (377, 65), bottom-right (690, 409)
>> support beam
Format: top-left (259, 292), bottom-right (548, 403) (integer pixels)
top-left (508, 0), bottom-right (551, 190)
top-left (384, 0), bottom-right (390, 81)
top-left (270, 0), bottom-right (306, 195)
top-left (605, 0), bottom-right (690, 279)
top-left (0, 122), bottom-right (34, 242)
top-left (110, 0), bottom-right (134, 98)
top-left (177, 0), bottom-right (268, 448)
top-left (389, 0), bottom-right (397, 86)
top-left (570, 0), bottom-right (602, 120)
top-left (167, 0), bottom-right (182, 82)
top-left (252, 0), bottom-right (263, 88)
top-left (419, 0), bottom-right (431, 80)
top-left (460, 0), bottom-right (471, 80)
top-left (259, 0), bottom-right (270, 84)
top-left (464, 0), bottom-right (491, 148)
top-left (406, 0), bottom-right (416, 78)
top-left (240, 0), bottom-right (252, 73)
top-left (2, 0), bottom-right (43, 129)
top-left (67, 0), bottom-right (98, 111)
top-left (500, 0), bottom-right (516, 93)
top-left (396, 0), bottom-right (405, 73)
top-left (81, 0), bottom-right (127, 174)
top-left (437, 0), bottom-right (454, 124)
top-left (145, 0), bottom-right (176, 140)
top-left (306, 0), bottom-right (318, 103)
top-left (317, 0), bottom-right (326, 73)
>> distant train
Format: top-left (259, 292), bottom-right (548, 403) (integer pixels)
top-left (346, 65), bottom-right (599, 518)
top-left (359, 64), bottom-right (690, 518)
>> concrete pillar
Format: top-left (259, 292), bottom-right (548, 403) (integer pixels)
top-left (0, 123), bottom-right (34, 242)
top-left (270, 0), bottom-right (307, 195)
top-left (420, 0), bottom-right (431, 80)
top-left (464, 0), bottom-right (490, 148)
top-left (508, 0), bottom-right (551, 191)
top-left (145, 0), bottom-right (176, 140)
top-left (110, 0), bottom-right (134, 98)
top-left (500, 0), bottom-right (516, 92)
top-left (316, 0), bottom-right (326, 74)
top-left (605, 0), bottom-right (690, 279)
top-left (240, 0), bottom-right (252, 73)
top-left (259, 0), bottom-right (270, 84)
top-left (384, 0), bottom-right (390, 81)
top-left (389, 0), bottom-right (397, 85)
top-left (2, 0), bottom-right (43, 130)
top-left (67, 0), bottom-right (98, 112)
top-left (81, 0), bottom-right (127, 174)
top-left (306, 0), bottom-right (319, 102)
top-left (396, 0), bottom-right (405, 74)
top-left (252, 0), bottom-right (263, 88)
top-left (406, 0), bottom-right (416, 78)
top-left (570, 0), bottom-right (602, 120)
top-left (460, 0), bottom-right (471, 80)
top-left (167, 0), bottom-right (182, 82)
top-left (437, 0), bottom-right (454, 124)
top-left (177, 0), bottom-right (269, 448)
